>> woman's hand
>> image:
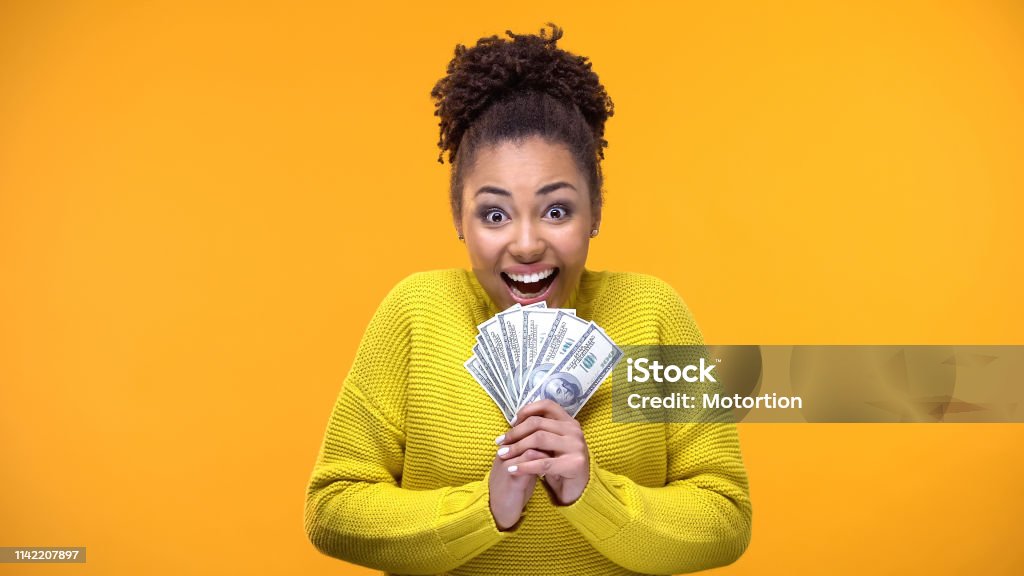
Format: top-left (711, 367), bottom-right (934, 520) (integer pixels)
top-left (497, 400), bottom-right (590, 505)
top-left (488, 448), bottom-right (547, 531)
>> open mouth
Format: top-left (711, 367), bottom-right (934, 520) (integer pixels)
top-left (501, 268), bottom-right (560, 302)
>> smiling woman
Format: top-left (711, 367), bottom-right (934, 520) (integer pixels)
top-left (304, 24), bottom-right (752, 576)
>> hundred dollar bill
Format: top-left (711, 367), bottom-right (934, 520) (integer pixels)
top-left (520, 308), bottom-right (576, 400)
top-left (473, 342), bottom-right (511, 407)
top-left (478, 315), bottom-right (519, 403)
top-left (477, 333), bottom-right (519, 409)
top-left (521, 323), bottom-right (623, 416)
top-left (481, 303), bottom-right (544, 387)
top-left (520, 311), bottom-right (590, 409)
top-left (463, 302), bottom-right (555, 419)
top-left (497, 307), bottom-right (527, 398)
top-left (465, 356), bottom-right (514, 422)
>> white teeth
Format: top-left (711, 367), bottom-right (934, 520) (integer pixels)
top-left (507, 269), bottom-right (555, 283)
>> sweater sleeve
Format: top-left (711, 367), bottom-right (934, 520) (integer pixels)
top-left (557, 276), bottom-right (753, 574)
top-left (303, 277), bottom-right (508, 574)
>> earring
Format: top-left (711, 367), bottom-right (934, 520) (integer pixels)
top-left (457, 232), bottom-right (465, 241)
top-left (590, 229), bottom-right (599, 238)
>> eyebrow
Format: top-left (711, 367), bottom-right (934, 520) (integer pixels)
top-left (474, 181), bottom-right (577, 198)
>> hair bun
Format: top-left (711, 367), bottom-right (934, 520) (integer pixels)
top-left (432, 23), bottom-right (613, 164)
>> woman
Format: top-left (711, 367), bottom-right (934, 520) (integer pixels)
top-left (304, 24), bottom-right (752, 575)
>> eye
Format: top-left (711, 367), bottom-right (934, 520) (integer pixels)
top-left (482, 208), bottom-right (508, 224)
top-left (545, 205), bottom-right (570, 220)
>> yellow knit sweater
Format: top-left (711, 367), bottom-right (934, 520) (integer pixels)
top-left (304, 269), bottom-right (752, 575)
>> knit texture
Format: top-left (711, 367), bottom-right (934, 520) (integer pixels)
top-left (305, 269), bottom-right (752, 575)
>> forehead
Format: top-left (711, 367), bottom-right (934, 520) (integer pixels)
top-left (464, 137), bottom-right (585, 192)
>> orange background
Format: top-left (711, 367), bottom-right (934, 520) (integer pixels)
top-left (1, 1), bottom-right (1022, 574)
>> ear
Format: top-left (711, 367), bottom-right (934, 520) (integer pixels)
top-left (453, 215), bottom-right (464, 241)
top-left (591, 209), bottom-right (602, 235)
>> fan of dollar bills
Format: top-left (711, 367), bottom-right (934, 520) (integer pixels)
top-left (464, 302), bottom-right (624, 423)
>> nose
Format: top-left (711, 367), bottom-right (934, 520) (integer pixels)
top-left (508, 219), bottom-right (545, 262)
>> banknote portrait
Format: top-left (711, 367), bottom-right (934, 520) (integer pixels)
top-left (539, 373), bottom-right (583, 413)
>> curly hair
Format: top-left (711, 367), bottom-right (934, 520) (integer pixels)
top-left (430, 24), bottom-right (614, 219)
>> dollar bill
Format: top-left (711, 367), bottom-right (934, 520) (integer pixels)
top-left (465, 301), bottom-right (622, 423)
top-left (478, 315), bottom-right (518, 404)
top-left (520, 308), bottom-right (575, 402)
top-left (480, 302), bottom-right (546, 417)
top-left (497, 307), bottom-right (527, 398)
top-left (464, 356), bottom-right (514, 422)
top-left (521, 311), bottom-right (591, 406)
top-left (521, 323), bottom-right (623, 416)
top-left (473, 341), bottom-right (511, 407)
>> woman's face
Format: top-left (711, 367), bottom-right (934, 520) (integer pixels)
top-left (459, 136), bottom-right (598, 310)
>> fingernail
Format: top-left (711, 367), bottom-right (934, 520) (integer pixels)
top-left (510, 415), bottom-right (518, 425)
top-left (494, 434), bottom-right (505, 445)
top-left (497, 446), bottom-right (510, 457)
top-left (507, 465), bottom-right (518, 473)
